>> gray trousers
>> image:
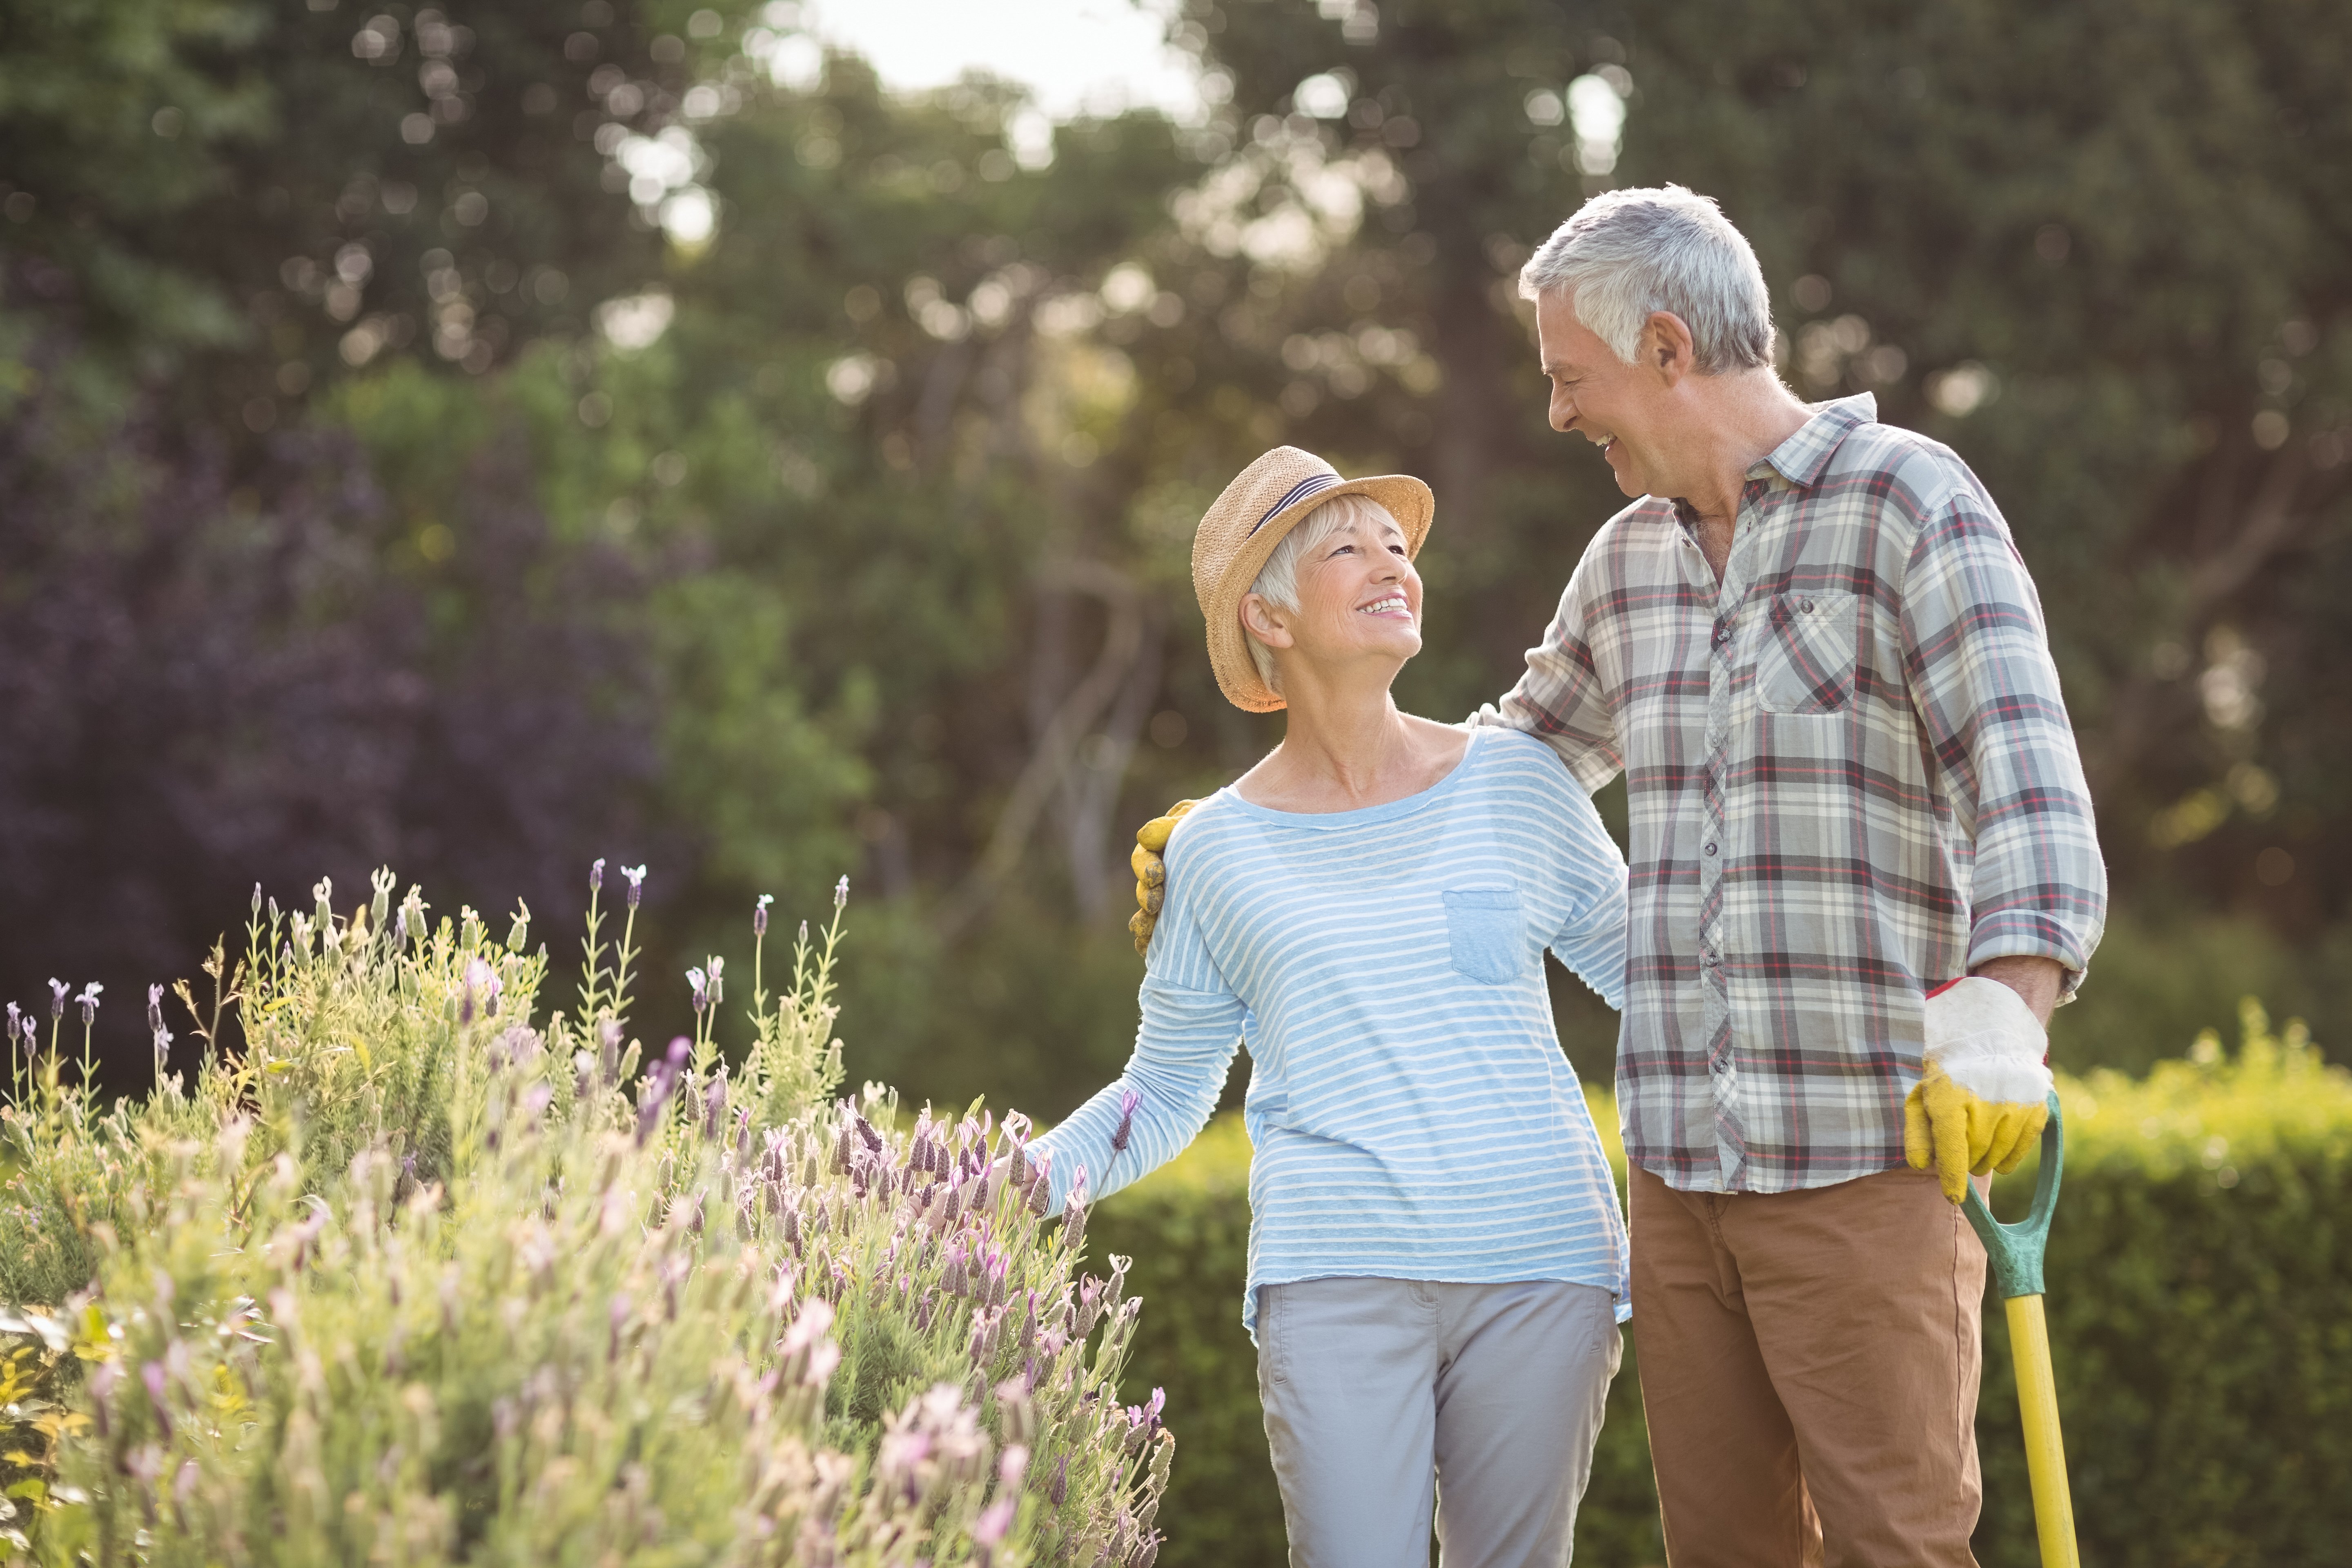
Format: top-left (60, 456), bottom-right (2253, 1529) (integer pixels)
top-left (1256, 1278), bottom-right (1621, 1568)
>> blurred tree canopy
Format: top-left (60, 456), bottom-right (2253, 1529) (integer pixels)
top-left (2, 0), bottom-right (2347, 1109)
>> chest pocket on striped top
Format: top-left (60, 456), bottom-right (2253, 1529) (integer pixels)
top-left (1755, 589), bottom-right (1859, 715)
top-left (1443, 887), bottom-right (1526, 984)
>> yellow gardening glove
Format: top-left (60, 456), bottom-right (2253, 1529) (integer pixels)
top-left (1903, 976), bottom-right (2054, 1203)
top-left (1127, 800), bottom-right (1198, 956)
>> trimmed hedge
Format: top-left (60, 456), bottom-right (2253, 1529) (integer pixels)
top-left (1093, 1002), bottom-right (2352, 1567)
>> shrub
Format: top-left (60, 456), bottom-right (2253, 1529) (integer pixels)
top-left (1096, 1011), bottom-right (2352, 1567)
top-left (1976, 1000), bottom-right (2352, 1566)
top-left (0, 871), bottom-right (1172, 1565)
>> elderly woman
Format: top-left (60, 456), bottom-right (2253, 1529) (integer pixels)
top-left (1027, 447), bottom-right (1630, 1568)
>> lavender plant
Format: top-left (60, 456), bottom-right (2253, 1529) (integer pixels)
top-left (0, 869), bottom-right (1169, 1565)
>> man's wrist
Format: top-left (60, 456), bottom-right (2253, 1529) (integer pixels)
top-left (1967, 955), bottom-right (2065, 1029)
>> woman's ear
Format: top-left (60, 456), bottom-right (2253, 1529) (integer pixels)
top-left (1238, 593), bottom-right (1294, 649)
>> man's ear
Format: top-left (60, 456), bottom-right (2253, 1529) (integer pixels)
top-left (1238, 593), bottom-right (1294, 649)
top-left (1645, 310), bottom-right (1697, 387)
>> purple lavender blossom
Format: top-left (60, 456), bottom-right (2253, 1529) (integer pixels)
top-left (76, 982), bottom-right (102, 1026)
top-left (687, 966), bottom-right (709, 1014)
top-left (142, 1361), bottom-right (172, 1440)
top-left (622, 864), bottom-right (647, 909)
top-left (703, 1067), bottom-right (728, 1140)
top-left (834, 874), bottom-right (849, 909)
top-left (590, 857), bottom-right (605, 894)
top-left (48, 978), bottom-right (66, 1019)
top-left (973, 1498), bottom-right (1016, 1546)
top-left (1111, 1087), bottom-right (1142, 1155)
top-left (754, 893), bottom-right (772, 937)
top-left (634, 1036), bottom-right (691, 1145)
top-left (147, 983), bottom-right (165, 1035)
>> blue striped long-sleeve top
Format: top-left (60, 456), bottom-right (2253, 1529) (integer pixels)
top-left (1031, 726), bottom-right (1632, 1340)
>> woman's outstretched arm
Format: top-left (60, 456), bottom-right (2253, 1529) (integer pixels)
top-left (1029, 978), bottom-right (1246, 1209)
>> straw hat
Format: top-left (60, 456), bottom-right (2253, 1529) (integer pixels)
top-left (1192, 446), bottom-right (1434, 713)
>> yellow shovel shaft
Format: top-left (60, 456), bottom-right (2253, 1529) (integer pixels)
top-left (2003, 1294), bottom-right (2079, 1568)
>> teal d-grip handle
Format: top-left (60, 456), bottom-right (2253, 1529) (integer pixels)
top-left (1961, 1092), bottom-right (2064, 1299)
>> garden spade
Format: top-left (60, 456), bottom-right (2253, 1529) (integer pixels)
top-left (1962, 1092), bottom-right (2079, 1568)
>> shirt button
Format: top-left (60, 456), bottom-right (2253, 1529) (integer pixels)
top-left (1704, 842), bottom-right (1718, 856)
top-left (1713, 624), bottom-right (1732, 645)
top-left (1800, 597), bottom-right (1815, 614)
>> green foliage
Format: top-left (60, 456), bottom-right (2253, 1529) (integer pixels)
top-left (0, 877), bottom-right (1173, 1565)
top-left (1094, 1013), bottom-right (2352, 1566)
top-left (1978, 1000), bottom-right (2352, 1566)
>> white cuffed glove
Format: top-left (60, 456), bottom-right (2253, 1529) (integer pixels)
top-left (1903, 976), bottom-right (2054, 1203)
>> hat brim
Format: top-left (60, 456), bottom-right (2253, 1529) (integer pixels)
top-left (1204, 472), bottom-right (1435, 714)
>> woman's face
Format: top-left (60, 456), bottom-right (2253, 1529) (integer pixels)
top-left (1245, 509), bottom-right (1423, 676)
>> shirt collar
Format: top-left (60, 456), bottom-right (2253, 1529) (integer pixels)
top-left (1747, 393), bottom-right (1877, 490)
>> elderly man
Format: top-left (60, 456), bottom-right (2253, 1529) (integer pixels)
top-left (1135, 185), bottom-right (2107, 1563)
top-left (1486, 185), bottom-right (2105, 1563)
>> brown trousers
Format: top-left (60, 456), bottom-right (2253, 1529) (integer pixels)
top-left (1628, 1164), bottom-right (1987, 1568)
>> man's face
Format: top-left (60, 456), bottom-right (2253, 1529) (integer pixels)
top-left (1535, 291), bottom-right (1666, 500)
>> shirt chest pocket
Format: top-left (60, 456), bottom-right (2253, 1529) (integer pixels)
top-left (1443, 887), bottom-right (1526, 984)
top-left (1755, 589), bottom-right (1859, 715)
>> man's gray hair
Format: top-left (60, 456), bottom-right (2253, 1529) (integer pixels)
top-left (1243, 492), bottom-right (1398, 697)
top-left (1519, 185), bottom-right (1773, 375)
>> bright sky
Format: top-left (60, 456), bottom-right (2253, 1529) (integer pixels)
top-left (795, 0), bottom-right (1203, 121)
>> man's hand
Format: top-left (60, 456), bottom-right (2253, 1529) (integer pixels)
top-left (1127, 801), bottom-right (1198, 955)
top-left (1903, 974), bottom-right (2056, 1203)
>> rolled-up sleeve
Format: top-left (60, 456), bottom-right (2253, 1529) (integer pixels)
top-left (1898, 495), bottom-right (2108, 995)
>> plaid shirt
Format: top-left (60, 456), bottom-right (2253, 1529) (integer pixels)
top-left (1480, 394), bottom-right (2106, 1193)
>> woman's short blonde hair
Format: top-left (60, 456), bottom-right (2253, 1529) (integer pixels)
top-left (1241, 492), bottom-right (1401, 697)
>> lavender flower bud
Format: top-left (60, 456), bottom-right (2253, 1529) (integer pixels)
top-left (251, 883), bottom-right (263, 916)
top-left (5, 1003), bottom-right (18, 1046)
top-left (1112, 1087), bottom-right (1142, 1155)
top-left (707, 955), bottom-right (724, 1006)
top-left (49, 978), bottom-right (66, 1019)
top-left (77, 983), bottom-right (102, 1026)
top-left (754, 893), bottom-right (772, 937)
top-left (623, 864), bottom-right (647, 909)
top-left (834, 875), bottom-right (849, 909)
top-left (147, 983), bottom-right (165, 1035)
top-left (634, 1037), bottom-right (691, 1146)
top-left (142, 1361), bottom-right (174, 1441)
top-left (590, 858), bottom-right (605, 894)
top-left (1050, 1452), bottom-right (1069, 1507)
top-left (687, 967), bottom-right (708, 1015)
top-left (703, 1068), bottom-right (728, 1140)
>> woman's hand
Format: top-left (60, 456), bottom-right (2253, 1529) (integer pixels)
top-left (1127, 800), bottom-right (1197, 954)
